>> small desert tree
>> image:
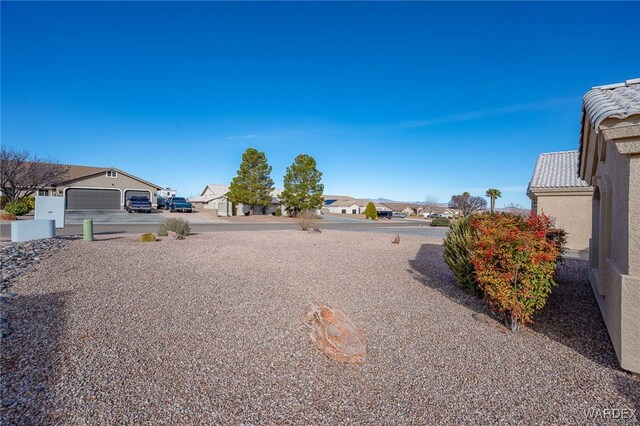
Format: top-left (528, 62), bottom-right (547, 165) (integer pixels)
top-left (0, 146), bottom-right (65, 202)
top-left (228, 148), bottom-right (274, 215)
top-left (280, 154), bottom-right (324, 217)
top-left (423, 194), bottom-right (440, 216)
top-left (364, 202), bottom-right (378, 220)
top-left (449, 192), bottom-right (487, 217)
top-left (485, 188), bottom-right (502, 214)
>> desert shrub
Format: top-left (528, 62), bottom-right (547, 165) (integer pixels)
top-left (158, 218), bottom-right (191, 237)
top-left (0, 212), bottom-right (18, 221)
top-left (139, 233), bottom-right (157, 242)
top-left (296, 210), bottom-right (320, 231)
top-left (22, 195), bottom-right (36, 210)
top-left (469, 213), bottom-right (564, 331)
top-left (274, 208), bottom-right (282, 217)
top-left (431, 217), bottom-right (451, 227)
top-left (4, 200), bottom-right (30, 216)
top-left (443, 218), bottom-right (481, 297)
top-left (364, 202), bottom-right (377, 220)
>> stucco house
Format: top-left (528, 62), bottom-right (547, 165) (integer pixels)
top-left (33, 163), bottom-right (162, 210)
top-left (322, 195), bottom-right (391, 214)
top-left (189, 184), bottom-right (283, 216)
top-left (577, 78), bottom-right (640, 374)
top-left (380, 202), bottom-right (424, 216)
top-left (527, 150), bottom-right (593, 259)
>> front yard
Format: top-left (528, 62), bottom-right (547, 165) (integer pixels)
top-left (1, 230), bottom-right (638, 424)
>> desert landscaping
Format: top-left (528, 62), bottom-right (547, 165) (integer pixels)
top-left (1, 230), bottom-right (638, 424)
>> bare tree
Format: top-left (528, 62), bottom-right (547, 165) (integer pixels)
top-left (423, 194), bottom-right (441, 215)
top-left (448, 191), bottom-right (487, 217)
top-left (0, 146), bottom-right (65, 201)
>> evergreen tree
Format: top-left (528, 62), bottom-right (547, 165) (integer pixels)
top-left (364, 202), bottom-right (378, 220)
top-left (280, 154), bottom-right (324, 216)
top-left (228, 148), bottom-right (274, 215)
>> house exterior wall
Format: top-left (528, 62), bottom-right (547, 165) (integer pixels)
top-left (581, 118), bottom-right (640, 374)
top-left (55, 172), bottom-right (158, 208)
top-left (325, 204), bottom-right (361, 214)
top-left (532, 189), bottom-right (593, 258)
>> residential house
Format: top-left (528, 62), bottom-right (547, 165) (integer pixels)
top-left (578, 78), bottom-right (640, 374)
top-left (189, 184), bottom-right (283, 216)
top-left (381, 202), bottom-right (424, 216)
top-left (31, 163), bottom-right (162, 210)
top-left (322, 195), bottom-right (391, 214)
top-left (527, 150), bottom-right (593, 259)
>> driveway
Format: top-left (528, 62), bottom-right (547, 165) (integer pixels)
top-left (64, 210), bottom-right (220, 225)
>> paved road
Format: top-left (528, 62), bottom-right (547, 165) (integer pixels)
top-left (64, 210), bottom-right (217, 225)
top-left (1, 217), bottom-right (448, 240)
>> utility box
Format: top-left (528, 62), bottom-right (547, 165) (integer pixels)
top-left (35, 195), bottom-right (66, 228)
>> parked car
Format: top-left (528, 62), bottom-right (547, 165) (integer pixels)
top-left (157, 196), bottom-right (168, 210)
top-left (392, 212), bottom-right (407, 218)
top-left (126, 195), bottom-right (152, 213)
top-left (430, 213), bottom-right (443, 218)
top-left (377, 210), bottom-right (393, 219)
top-left (168, 197), bottom-right (192, 213)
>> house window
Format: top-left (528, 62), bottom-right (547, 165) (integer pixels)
top-left (341, 209), bottom-right (347, 214)
top-left (38, 189), bottom-right (49, 196)
top-left (106, 171), bottom-right (118, 178)
top-left (352, 209), bottom-right (357, 214)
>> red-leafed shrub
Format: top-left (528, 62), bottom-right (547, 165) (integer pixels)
top-left (468, 213), bottom-right (565, 331)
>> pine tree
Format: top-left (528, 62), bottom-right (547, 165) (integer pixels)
top-left (280, 154), bottom-right (324, 217)
top-left (228, 148), bottom-right (274, 215)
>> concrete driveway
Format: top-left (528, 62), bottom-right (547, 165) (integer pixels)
top-left (64, 210), bottom-right (220, 225)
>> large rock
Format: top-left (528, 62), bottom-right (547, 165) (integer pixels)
top-left (304, 303), bottom-right (366, 363)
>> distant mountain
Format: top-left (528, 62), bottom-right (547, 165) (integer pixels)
top-left (372, 198), bottom-right (397, 203)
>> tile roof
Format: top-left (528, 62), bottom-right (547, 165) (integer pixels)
top-left (528, 151), bottom-right (590, 192)
top-left (583, 78), bottom-right (640, 132)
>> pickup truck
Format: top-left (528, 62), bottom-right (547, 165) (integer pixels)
top-left (126, 196), bottom-right (152, 213)
top-left (168, 197), bottom-right (193, 213)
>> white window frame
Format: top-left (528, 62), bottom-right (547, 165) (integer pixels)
top-left (106, 171), bottom-right (118, 178)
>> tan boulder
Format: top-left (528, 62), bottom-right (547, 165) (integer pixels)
top-left (304, 302), bottom-right (366, 363)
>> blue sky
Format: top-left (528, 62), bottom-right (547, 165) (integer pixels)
top-left (2, 2), bottom-right (639, 207)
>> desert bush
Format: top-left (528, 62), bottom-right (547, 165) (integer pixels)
top-left (0, 212), bottom-right (18, 221)
top-left (364, 202), bottom-right (377, 220)
top-left (273, 208), bottom-right (282, 217)
top-left (469, 213), bottom-right (563, 331)
top-left (0, 195), bottom-right (10, 209)
top-left (443, 218), bottom-right (481, 297)
top-left (4, 200), bottom-right (30, 216)
top-left (22, 195), bottom-right (36, 210)
top-left (430, 217), bottom-right (451, 227)
top-left (139, 233), bottom-right (157, 242)
top-left (296, 210), bottom-right (320, 231)
top-left (158, 218), bottom-right (191, 237)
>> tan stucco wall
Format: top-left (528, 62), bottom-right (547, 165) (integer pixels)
top-left (533, 189), bottom-right (593, 257)
top-left (583, 118), bottom-right (640, 374)
top-left (57, 172), bottom-right (159, 206)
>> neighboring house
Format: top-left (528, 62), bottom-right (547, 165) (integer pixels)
top-left (322, 195), bottom-right (390, 214)
top-left (189, 184), bottom-right (283, 216)
top-left (381, 202), bottom-right (424, 216)
top-left (32, 163), bottom-right (161, 210)
top-left (527, 150), bottom-right (593, 259)
top-left (577, 78), bottom-right (640, 374)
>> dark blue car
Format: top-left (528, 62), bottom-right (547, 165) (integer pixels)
top-left (168, 197), bottom-right (192, 213)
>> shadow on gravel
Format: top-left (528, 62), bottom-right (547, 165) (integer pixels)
top-left (1, 292), bottom-right (68, 424)
top-left (408, 243), bottom-right (488, 314)
top-left (530, 260), bottom-right (620, 370)
top-left (613, 373), bottom-right (640, 415)
top-left (409, 244), bottom-right (623, 372)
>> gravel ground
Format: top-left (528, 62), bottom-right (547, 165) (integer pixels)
top-left (1, 230), bottom-right (638, 425)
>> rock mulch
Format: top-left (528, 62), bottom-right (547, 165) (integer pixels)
top-left (1, 231), bottom-right (639, 425)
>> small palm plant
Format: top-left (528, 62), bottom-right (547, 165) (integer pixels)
top-left (485, 188), bottom-right (502, 214)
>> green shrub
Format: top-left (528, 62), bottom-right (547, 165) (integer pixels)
top-left (4, 200), bottom-right (29, 216)
top-left (443, 218), bottom-right (481, 297)
top-left (274, 208), bottom-right (282, 217)
top-left (364, 202), bottom-right (378, 220)
top-left (158, 218), bottom-right (191, 237)
top-left (0, 195), bottom-right (9, 209)
top-left (139, 233), bottom-right (157, 242)
top-left (469, 213), bottom-right (564, 331)
top-left (431, 217), bottom-right (451, 227)
top-left (22, 196), bottom-right (36, 210)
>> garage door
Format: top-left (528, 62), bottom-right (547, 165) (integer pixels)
top-left (66, 189), bottom-right (121, 210)
top-left (124, 190), bottom-right (151, 202)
